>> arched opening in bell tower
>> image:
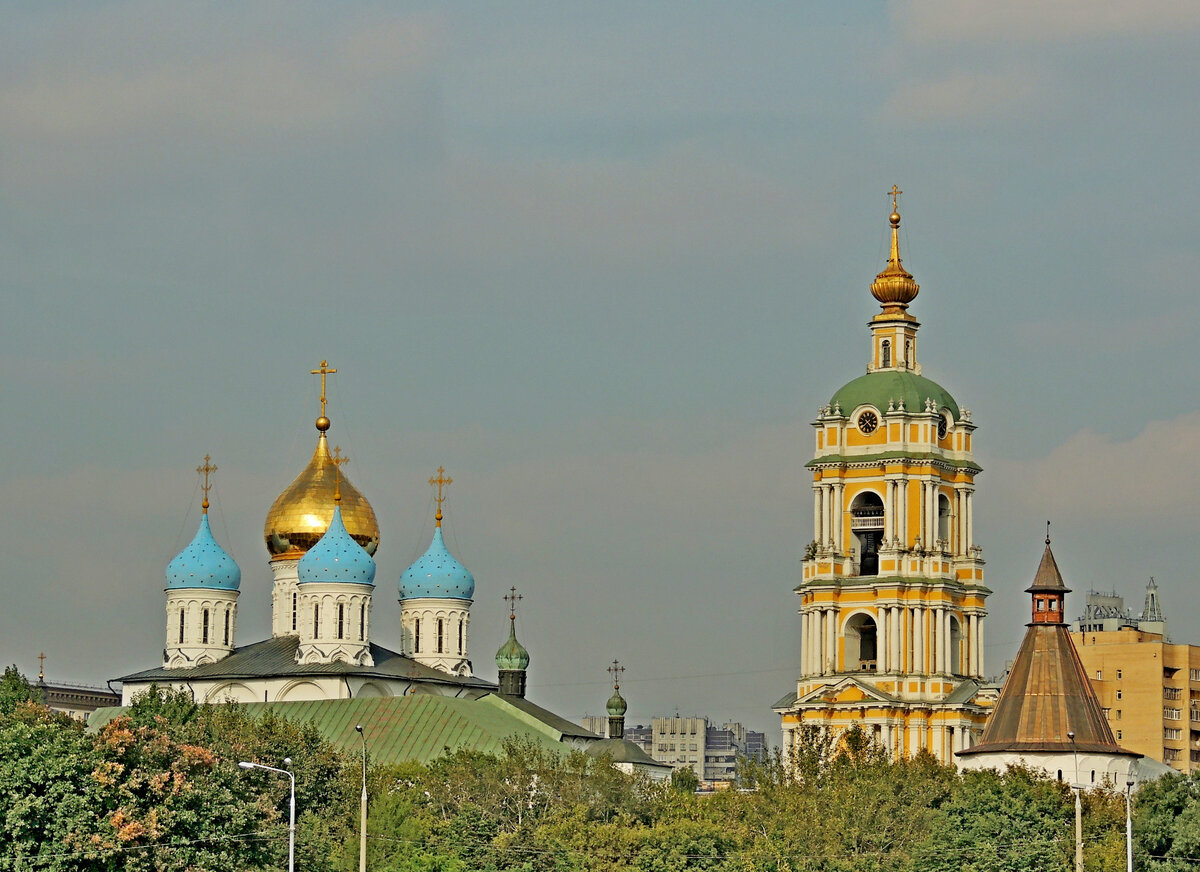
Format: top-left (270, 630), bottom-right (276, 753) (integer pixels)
top-left (949, 615), bottom-right (963, 675)
top-left (850, 491), bottom-right (885, 576)
top-left (844, 613), bottom-right (878, 671)
top-left (937, 493), bottom-right (952, 550)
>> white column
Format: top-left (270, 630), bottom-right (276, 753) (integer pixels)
top-left (927, 482), bottom-right (937, 548)
top-left (914, 607), bottom-right (925, 674)
top-left (891, 607), bottom-right (901, 673)
top-left (942, 609), bottom-right (952, 674)
top-left (826, 609), bottom-right (837, 674)
top-left (931, 606), bottom-right (940, 676)
top-left (833, 483), bottom-right (844, 552)
top-left (966, 490), bottom-right (975, 552)
top-left (968, 614), bottom-right (978, 677)
top-left (898, 480), bottom-right (908, 549)
top-left (977, 619), bottom-right (985, 678)
top-left (883, 723), bottom-right (893, 756)
top-left (819, 487), bottom-right (829, 547)
top-left (800, 611), bottom-right (808, 675)
top-left (955, 489), bottom-right (964, 555)
top-left (876, 608), bottom-right (888, 673)
top-left (813, 487), bottom-right (822, 545)
top-left (806, 610), bottom-right (816, 675)
top-left (885, 480), bottom-right (895, 543)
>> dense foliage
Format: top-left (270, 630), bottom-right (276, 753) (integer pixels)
top-left (1, 668), bottom-right (1197, 871)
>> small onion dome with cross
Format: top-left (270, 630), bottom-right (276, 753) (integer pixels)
top-left (297, 505), bottom-right (376, 586)
top-left (606, 687), bottom-right (628, 718)
top-left (399, 467), bottom-right (474, 600)
top-left (166, 515), bottom-right (241, 591)
top-left (495, 619), bottom-right (530, 671)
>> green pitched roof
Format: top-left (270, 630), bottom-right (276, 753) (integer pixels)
top-left (89, 693), bottom-right (595, 766)
top-left (829, 370), bottom-right (960, 420)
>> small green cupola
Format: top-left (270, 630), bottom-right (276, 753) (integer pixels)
top-left (606, 660), bottom-right (627, 739)
top-left (496, 587), bottom-right (530, 697)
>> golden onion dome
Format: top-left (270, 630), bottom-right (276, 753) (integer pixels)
top-left (870, 195), bottom-right (920, 311)
top-left (264, 423), bottom-right (380, 559)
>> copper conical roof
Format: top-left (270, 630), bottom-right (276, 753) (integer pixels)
top-left (960, 622), bottom-right (1133, 757)
top-left (1025, 540), bottom-right (1069, 594)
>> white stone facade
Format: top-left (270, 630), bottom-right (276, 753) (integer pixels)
top-left (399, 597), bottom-right (472, 676)
top-left (164, 588), bottom-right (238, 669)
top-left (295, 582), bottom-right (374, 666)
top-left (270, 557), bottom-right (301, 637)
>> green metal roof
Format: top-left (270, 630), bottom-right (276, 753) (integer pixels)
top-left (90, 693), bottom-right (593, 766)
top-left (828, 370), bottom-right (960, 420)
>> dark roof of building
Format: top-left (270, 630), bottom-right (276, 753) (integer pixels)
top-left (494, 693), bottom-right (600, 740)
top-left (118, 636), bottom-right (495, 690)
top-left (959, 622), bottom-right (1136, 757)
top-left (585, 737), bottom-right (671, 768)
top-left (89, 693), bottom-right (592, 766)
top-left (1025, 541), bottom-right (1070, 594)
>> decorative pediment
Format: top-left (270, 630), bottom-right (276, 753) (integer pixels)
top-left (795, 676), bottom-right (896, 706)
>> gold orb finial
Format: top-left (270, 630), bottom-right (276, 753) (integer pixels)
top-left (310, 360), bottom-right (337, 432)
top-left (870, 185), bottom-right (920, 311)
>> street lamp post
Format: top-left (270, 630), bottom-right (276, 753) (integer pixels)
top-left (1068, 732), bottom-right (1082, 872)
top-left (239, 758), bottom-right (295, 872)
top-left (1125, 780), bottom-right (1135, 872)
top-left (356, 724), bottom-right (368, 872)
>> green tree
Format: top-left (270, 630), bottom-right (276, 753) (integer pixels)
top-left (0, 665), bottom-right (38, 714)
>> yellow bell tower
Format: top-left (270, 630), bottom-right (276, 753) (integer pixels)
top-left (775, 189), bottom-right (991, 764)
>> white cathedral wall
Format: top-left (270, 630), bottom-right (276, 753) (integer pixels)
top-left (399, 597), bottom-right (472, 676)
top-left (270, 558), bottom-right (301, 637)
top-left (164, 589), bottom-right (238, 669)
top-left (956, 749), bottom-right (1144, 788)
top-left (120, 673), bottom-right (458, 706)
top-left (295, 583), bottom-right (374, 666)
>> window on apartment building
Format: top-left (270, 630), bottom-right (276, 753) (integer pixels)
top-left (1165, 748), bottom-right (1182, 762)
top-left (1165, 687), bottom-right (1183, 700)
top-left (1165, 728), bottom-right (1182, 740)
top-left (1191, 668), bottom-right (1200, 681)
top-left (1165, 708), bottom-right (1181, 720)
top-left (1102, 708), bottom-right (1111, 718)
top-left (1096, 670), bottom-right (1102, 680)
top-left (1117, 730), bottom-right (1123, 740)
top-left (1117, 669), bottom-right (1123, 680)
top-left (1117, 710), bottom-right (1122, 720)
top-left (1116, 690), bottom-right (1122, 700)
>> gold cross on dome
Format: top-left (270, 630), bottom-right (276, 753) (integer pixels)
top-left (196, 454), bottom-right (217, 513)
top-left (310, 360), bottom-right (337, 418)
top-left (38, 652), bottom-right (45, 682)
top-left (608, 659), bottom-right (625, 691)
top-left (888, 185), bottom-right (902, 211)
top-left (429, 466), bottom-right (452, 527)
top-left (331, 446), bottom-right (349, 502)
top-left (504, 586), bottom-right (523, 620)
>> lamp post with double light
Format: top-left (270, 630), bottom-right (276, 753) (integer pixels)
top-left (356, 724), bottom-right (368, 872)
top-left (239, 758), bottom-right (295, 872)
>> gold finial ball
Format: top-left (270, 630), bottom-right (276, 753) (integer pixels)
top-left (315, 416), bottom-right (331, 432)
top-left (890, 211), bottom-right (901, 227)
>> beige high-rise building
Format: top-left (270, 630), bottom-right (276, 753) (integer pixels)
top-left (1070, 628), bottom-right (1200, 774)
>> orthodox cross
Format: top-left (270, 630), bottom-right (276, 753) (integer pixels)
top-left (310, 360), bottom-right (337, 418)
top-left (504, 586), bottom-right (523, 620)
top-left (38, 652), bottom-right (45, 683)
top-left (429, 466), bottom-right (452, 527)
top-left (1045, 520), bottom-right (1051, 546)
top-left (196, 454), bottom-right (217, 513)
top-left (608, 659), bottom-right (625, 691)
top-left (888, 184), bottom-right (902, 210)
top-left (331, 446), bottom-right (349, 502)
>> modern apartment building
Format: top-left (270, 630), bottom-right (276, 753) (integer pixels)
top-left (1070, 627), bottom-right (1200, 774)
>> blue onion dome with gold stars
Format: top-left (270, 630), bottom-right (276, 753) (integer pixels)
top-left (495, 618), bottom-right (530, 671)
top-left (399, 528), bottom-right (475, 600)
top-left (298, 504), bottom-right (376, 586)
top-left (166, 514), bottom-right (241, 591)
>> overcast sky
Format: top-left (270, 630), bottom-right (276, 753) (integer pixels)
top-left (4, 1), bottom-right (1200, 738)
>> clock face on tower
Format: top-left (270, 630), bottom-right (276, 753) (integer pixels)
top-left (938, 415), bottom-right (948, 439)
top-left (857, 410), bottom-right (878, 434)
